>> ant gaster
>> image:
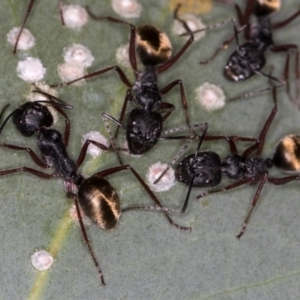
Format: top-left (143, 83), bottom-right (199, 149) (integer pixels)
top-left (52, 5), bottom-right (199, 164)
top-left (0, 91), bottom-right (191, 286)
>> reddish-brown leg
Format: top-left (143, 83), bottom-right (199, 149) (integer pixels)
top-left (85, 7), bottom-right (137, 73)
top-left (51, 66), bottom-right (133, 88)
top-left (13, 0), bottom-right (35, 54)
top-left (157, 5), bottom-right (194, 73)
top-left (94, 165), bottom-right (191, 231)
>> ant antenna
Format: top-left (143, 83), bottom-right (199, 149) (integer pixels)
top-left (32, 90), bottom-right (73, 109)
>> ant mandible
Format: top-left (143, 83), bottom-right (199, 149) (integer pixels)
top-left (0, 90), bottom-right (191, 286)
top-left (199, 0), bottom-right (300, 101)
top-left (52, 5), bottom-right (198, 163)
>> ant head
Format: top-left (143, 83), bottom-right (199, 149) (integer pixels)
top-left (176, 151), bottom-right (222, 187)
top-left (126, 108), bottom-right (163, 155)
top-left (272, 134), bottom-right (300, 173)
top-left (77, 176), bottom-right (121, 230)
top-left (136, 25), bottom-right (172, 66)
top-left (254, 0), bottom-right (281, 17)
top-left (12, 102), bottom-right (54, 137)
top-left (224, 43), bottom-right (266, 81)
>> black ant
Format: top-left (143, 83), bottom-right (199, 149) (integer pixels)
top-left (51, 5), bottom-right (201, 163)
top-left (197, 0), bottom-right (300, 101)
top-left (149, 86), bottom-right (300, 239)
top-left (0, 91), bottom-right (192, 286)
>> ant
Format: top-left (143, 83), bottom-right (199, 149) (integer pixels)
top-left (0, 90), bottom-right (192, 286)
top-left (51, 5), bottom-right (201, 163)
top-left (196, 0), bottom-right (300, 101)
top-left (150, 86), bottom-right (300, 239)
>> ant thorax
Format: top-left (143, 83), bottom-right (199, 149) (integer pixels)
top-left (250, 18), bottom-right (273, 51)
top-left (132, 67), bottom-right (162, 110)
top-left (37, 128), bottom-right (78, 181)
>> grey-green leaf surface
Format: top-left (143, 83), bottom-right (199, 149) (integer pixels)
top-left (1, 0), bottom-right (300, 299)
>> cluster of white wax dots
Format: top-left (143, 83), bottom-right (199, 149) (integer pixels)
top-left (58, 43), bottom-right (95, 85)
top-left (31, 249), bottom-right (54, 271)
top-left (7, 4), bottom-right (90, 83)
top-left (172, 13), bottom-right (206, 42)
top-left (81, 131), bottom-right (109, 157)
top-left (146, 162), bottom-right (175, 192)
top-left (112, 0), bottom-right (142, 18)
top-left (195, 82), bottom-right (226, 111)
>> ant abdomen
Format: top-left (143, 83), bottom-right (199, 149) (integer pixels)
top-left (273, 134), bottom-right (300, 173)
top-left (136, 25), bottom-right (172, 66)
top-left (78, 176), bottom-right (121, 230)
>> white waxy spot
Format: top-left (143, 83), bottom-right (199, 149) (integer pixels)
top-left (112, 0), bottom-right (142, 19)
top-left (7, 27), bottom-right (35, 51)
top-left (116, 44), bottom-right (131, 68)
top-left (31, 249), bottom-right (54, 271)
top-left (57, 62), bottom-right (85, 86)
top-left (63, 44), bottom-right (94, 68)
top-left (16, 57), bottom-right (46, 82)
top-left (82, 131), bottom-right (109, 157)
top-left (172, 14), bottom-right (206, 42)
top-left (27, 83), bottom-right (59, 124)
top-left (147, 162), bottom-right (175, 192)
top-left (61, 5), bottom-right (88, 29)
top-left (195, 82), bottom-right (225, 111)
top-left (69, 204), bottom-right (91, 226)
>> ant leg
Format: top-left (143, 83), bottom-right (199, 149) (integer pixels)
top-left (58, 0), bottom-right (65, 26)
top-left (195, 176), bottom-right (255, 201)
top-left (0, 167), bottom-right (55, 179)
top-left (157, 4), bottom-right (194, 73)
top-left (238, 86), bottom-right (277, 158)
top-left (268, 175), bottom-right (300, 185)
top-left (0, 144), bottom-right (50, 168)
top-left (271, 44), bottom-right (299, 104)
top-left (236, 172), bottom-right (268, 239)
top-left (199, 22), bottom-right (246, 65)
top-left (66, 190), bottom-right (106, 285)
top-left (51, 66), bottom-right (132, 88)
top-left (256, 87), bottom-right (277, 155)
top-left (113, 89), bottom-right (133, 141)
top-left (159, 80), bottom-right (191, 127)
top-left (13, 0), bottom-right (35, 54)
top-left (101, 113), bottom-right (125, 165)
top-left (94, 165), bottom-right (191, 231)
top-left (216, 0), bottom-right (258, 38)
top-left (85, 7), bottom-right (137, 72)
top-left (75, 139), bottom-right (112, 168)
top-left (272, 8), bottom-right (300, 29)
